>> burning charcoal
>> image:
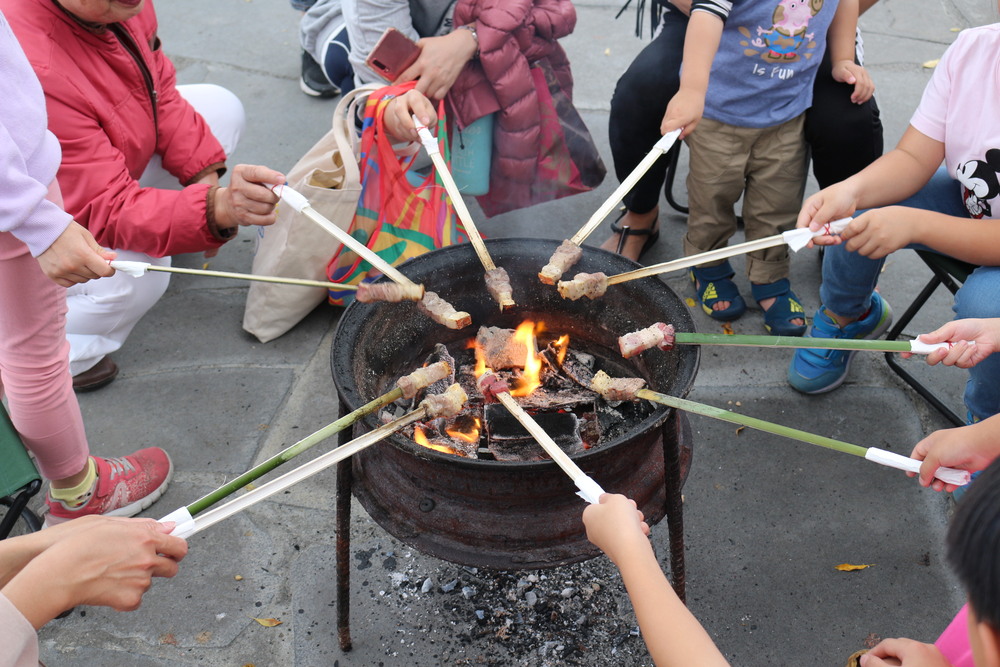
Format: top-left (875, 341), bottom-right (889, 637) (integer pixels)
top-left (484, 405), bottom-right (585, 462)
top-left (476, 326), bottom-right (532, 370)
top-left (618, 322), bottom-right (676, 359)
top-left (540, 345), bottom-right (597, 390)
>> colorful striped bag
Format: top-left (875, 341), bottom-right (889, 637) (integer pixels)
top-left (326, 82), bottom-right (467, 305)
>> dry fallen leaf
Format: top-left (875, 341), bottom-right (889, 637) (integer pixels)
top-left (202, 262), bottom-right (210, 270)
top-left (195, 631), bottom-right (212, 644)
top-left (835, 563), bottom-right (874, 572)
top-left (234, 575), bottom-right (244, 581)
top-left (735, 426), bottom-right (745, 435)
top-left (922, 59), bottom-right (940, 69)
top-left (159, 633), bottom-right (178, 645)
top-left (253, 617), bottom-right (283, 627)
top-left (722, 322), bottom-right (735, 335)
top-left (685, 297), bottom-right (697, 308)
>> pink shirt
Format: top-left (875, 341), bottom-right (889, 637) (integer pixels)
top-left (936, 604), bottom-right (975, 667)
top-left (0, 593), bottom-right (38, 667)
top-left (910, 23), bottom-right (1000, 219)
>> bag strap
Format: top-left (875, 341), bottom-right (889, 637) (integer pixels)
top-left (331, 83), bottom-right (381, 188)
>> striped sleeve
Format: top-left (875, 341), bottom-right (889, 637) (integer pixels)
top-left (691, 0), bottom-right (733, 22)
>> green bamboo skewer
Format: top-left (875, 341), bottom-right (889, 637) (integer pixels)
top-left (185, 387), bottom-right (403, 516)
top-left (633, 388), bottom-right (969, 485)
top-left (673, 332), bottom-right (914, 353)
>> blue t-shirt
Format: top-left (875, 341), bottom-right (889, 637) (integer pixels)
top-left (695, 0), bottom-right (841, 129)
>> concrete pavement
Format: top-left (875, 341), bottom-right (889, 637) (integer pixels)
top-left (31, 1), bottom-right (989, 664)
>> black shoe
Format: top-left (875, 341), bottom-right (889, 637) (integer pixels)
top-left (299, 50), bottom-right (339, 98)
top-left (72, 356), bottom-right (118, 392)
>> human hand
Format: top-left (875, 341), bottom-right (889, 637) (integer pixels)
top-left (213, 164), bottom-right (285, 231)
top-left (832, 61), bottom-right (875, 104)
top-left (384, 89), bottom-right (438, 143)
top-left (36, 222), bottom-right (116, 287)
top-left (660, 88), bottom-right (703, 138)
top-left (583, 494), bottom-right (651, 565)
top-left (838, 207), bottom-right (915, 259)
top-left (3, 516), bottom-right (187, 628)
top-left (910, 414), bottom-right (1000, 491)
top-left (796, 182), bottom-right (861, 245)
top-left (859, 637), bottom-right (949, 666)
top-left (399, 31), bottom-right (477, 101)
top-left (903, 318), bottom-right (1000, 368)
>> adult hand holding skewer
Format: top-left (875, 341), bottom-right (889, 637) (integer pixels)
top-left (211, 164), bottom-right (286, 234)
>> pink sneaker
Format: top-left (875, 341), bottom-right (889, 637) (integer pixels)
top-left (44, 447), bottom-right (173, 527)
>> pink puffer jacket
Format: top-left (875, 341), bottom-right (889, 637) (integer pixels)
top-left (450, 0), bottom-right (577, 216)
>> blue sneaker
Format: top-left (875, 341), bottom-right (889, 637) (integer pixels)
top-left (787, 292), bottom-right (893, 394)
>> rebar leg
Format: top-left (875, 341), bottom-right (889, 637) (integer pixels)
top-left (662, 411), bottom-right (686, 603)
top-left (336, 402), bottom-right (354, 651)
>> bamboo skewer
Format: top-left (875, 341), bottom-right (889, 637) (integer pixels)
top-left (480, 372), bottom-right (604, 503)
top-left (412, 116), bottom-right (515, 310)
top-left (538, 131), bottom-right (681, 284)
top-left (633, 388), bottom-right (970, 486)
top-left (670, 332), bottom-right (956, 355)
top-left (271, 184), bottom-right (415, 287)
top-left (161, 383), bottom-right (467, 538)
top-left (607, 218), bottom-right (852, 286)
top-left (110, 260), bottom-right (359, 291)
top-left (573, 131), bottom-right (681, 247)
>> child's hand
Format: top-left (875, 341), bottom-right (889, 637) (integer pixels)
top-left (831, 60), bottom-right (875, 104)
top-left (909, 416), bottom-right (1000, 491)
top-left (796, 183), bottom-right (860, 246)
top-left (860, 637), bottom-right (950, 666)
top-left (838, 207), bottom-right (914, 258)
top-left (660, 88), bottom-right (704, 138)
top-left (904, 318), bottom-right (1000, 367)
top-left (583, 494), bottom-right (650, 564)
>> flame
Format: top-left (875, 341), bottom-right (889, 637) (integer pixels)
top-left (554, 334), bottom-right (570, 365)
top-left (413, 425), bottom-right (460, 455)
top-left (474, 343), bottom-right (487, 378)
top-left (446, 416), bottom-right (481, 443)
top-left (510, 321), bottom-right (541, 397)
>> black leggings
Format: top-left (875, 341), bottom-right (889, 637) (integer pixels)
top-left (608, 9), bottom-right (884, 214)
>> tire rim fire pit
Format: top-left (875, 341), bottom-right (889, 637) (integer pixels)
top-left (329, 238), bottom-right (699, 649)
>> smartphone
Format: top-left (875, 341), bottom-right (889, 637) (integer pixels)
top-left (366, 27), bottom-right (421, 82)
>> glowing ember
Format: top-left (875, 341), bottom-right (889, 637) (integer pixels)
top-left (413, 425), bottom-right (460, 455)
top-left (510, 321), bottom-right (541, 397)
top-left (446, 416), bottom-right (481, 443)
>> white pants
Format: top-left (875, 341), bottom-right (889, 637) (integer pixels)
top-left (66, 84), bottom-right (245, 376)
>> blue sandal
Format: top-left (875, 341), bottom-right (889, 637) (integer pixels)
top-left (751, 279), bottom-right (807, 337)
top-left (689, 261), bottom-right (746, 322)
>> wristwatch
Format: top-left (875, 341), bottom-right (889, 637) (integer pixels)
top-left (456, 23), bottom-right (479, 59)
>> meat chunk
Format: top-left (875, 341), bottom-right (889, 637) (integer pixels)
top-left (557, 272), bottom-right (608, 301)
top-left (356, 281), bottom-right (425, 303)
top-left (417, 291), bottom-right (472, 329)
top-left (396, 360), bottom-right (452, 400)
top-left (590, 370), bottom-right (646, 402)
top-left (618, 323), bottom-right (676, 359)
top-left (476, 371), bottom-right (510, 403)
top-left (539, 240), bottom-right (583, 285)
top-left (420, 383), bottom-right (468, 418)
top-left (484, 267), bottom-right (515, 309)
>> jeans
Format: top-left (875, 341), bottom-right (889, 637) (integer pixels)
top-left (820, 166), bottom-right (1000, 420)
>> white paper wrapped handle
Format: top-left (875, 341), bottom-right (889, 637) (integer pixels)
top-left (411, 114), bottom-right (440, 157)
top-left (159, 506), bottom-right (197, 539)
top-left (575, 476), bottom-right (606, 505)
top-left (109, 260), bottom-right (151, 277)
top-left (781, 217), bottom-right (853, 252)
top-left (864, 447), bottom-right (971, 486)
top-left (909, 338), bottom-right (974, 355)
top-left (271, 184), bottom-right (310, 213)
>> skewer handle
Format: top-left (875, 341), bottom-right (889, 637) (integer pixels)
top-left (271, 184), bottom-right (413, 287)
top-left (864, 448), bottom-right (971, 486)
top-left (411, 115), bottom-right (497, 273)
top-left (162, 407), bottom-right (428, 538)
top-left (112, 261), bottom-right (360, 291)
top-left (569, 129), bottom-right (681, 247)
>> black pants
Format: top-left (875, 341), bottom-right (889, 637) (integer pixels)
top-left (608, 9), bottom-right (884, 214)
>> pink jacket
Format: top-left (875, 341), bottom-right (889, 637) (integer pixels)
top-left (1, 0), bottom-right (229, 257)
top-left (451, 0), bottom-right (576, 216)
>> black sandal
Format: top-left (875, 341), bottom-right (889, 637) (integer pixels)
top-left (609, 208), bottom-right (660, 259)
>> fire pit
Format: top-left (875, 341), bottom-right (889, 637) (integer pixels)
top-left (330, 238), bottom-right (699, 648)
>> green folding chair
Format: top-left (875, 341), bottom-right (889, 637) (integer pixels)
top-left (0, 403), bottom-right (43, 538)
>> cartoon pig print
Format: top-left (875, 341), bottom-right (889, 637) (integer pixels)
top-left (752, 0), bottom-right (824, 62)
